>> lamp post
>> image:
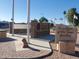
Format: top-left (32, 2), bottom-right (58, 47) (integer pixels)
top-left (27, 0), bottom-right (30, 43)
top-left (11, 0), bottom-right (14, 36)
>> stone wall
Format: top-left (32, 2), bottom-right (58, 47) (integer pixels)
top-left (55, 24), bottom-right (77, 43)
top-left (31, 22), bottom-right (50, 38)
top-left (0, 31), bottom-right (6, 38)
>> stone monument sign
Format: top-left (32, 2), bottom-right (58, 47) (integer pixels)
top-left (55, 24), bottom-right (77, 54)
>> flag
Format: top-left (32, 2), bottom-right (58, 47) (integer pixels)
top-left (74, 15), bottom-right (78, 19)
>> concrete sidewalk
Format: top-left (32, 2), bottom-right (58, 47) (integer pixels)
top-left (7, 33), bottom-right (51, 51)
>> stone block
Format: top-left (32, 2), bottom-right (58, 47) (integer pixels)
top-left (0, 31), bottom-right (6, 38)
top-left (59, 41), bottom-right (75, 54)
top-left (55, 24), bottom-right (77, 43)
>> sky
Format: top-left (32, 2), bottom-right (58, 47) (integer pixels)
top-left (0, 0), bottom-right (79, 24)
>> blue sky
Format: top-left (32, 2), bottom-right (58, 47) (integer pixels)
top-left (0, 0), bottom-right (79, 24)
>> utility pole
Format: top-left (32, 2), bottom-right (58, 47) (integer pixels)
top-left (27, 0), bottom-right (30, 43)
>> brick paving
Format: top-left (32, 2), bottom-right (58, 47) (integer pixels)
top-left (0, 42), bottom-right (15, 58)
top-left (0, 34), bottom-right (79, 59)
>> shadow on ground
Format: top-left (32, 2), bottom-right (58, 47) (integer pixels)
top-left (32, 34), bottom-right (55, 42)
top-left (0, 37), bottom-right (16, 42)
top-left (27, 46), bottom-right (40, 52)
top-left (27, 50), bottom-right (53, 59)
top-left (62, 51), bottom-right (79, 57)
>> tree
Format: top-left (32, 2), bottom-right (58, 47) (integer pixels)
top-left (64, 8), bottom-right (79, 26)
top-left (50, 20), bottom-right (54, 27)
top-left (39, 17), bottom-right (48, 23)
top-left (31, 19), bottom-right (38, 23)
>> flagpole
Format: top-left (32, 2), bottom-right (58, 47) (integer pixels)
top-left (11, 0), bottom-right (14, 36)
top-left (27, 0), bottom-right (30, 43)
